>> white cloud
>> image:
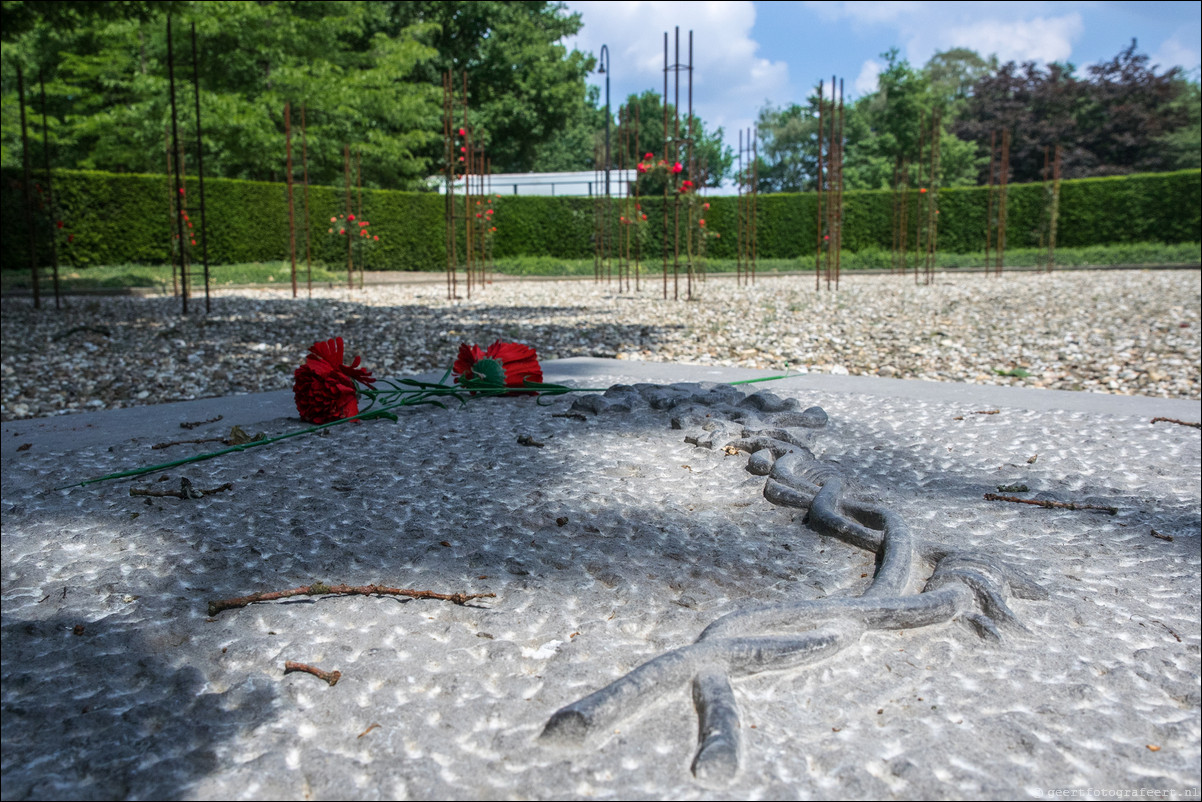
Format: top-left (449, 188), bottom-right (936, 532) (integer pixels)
top-left (854, 59), bottom-right (882, 94)
top-left (1151, 34), bottom-right (1201, 73)
top-left (800, 2), bottom-right (1085, 68)
top-left (562, 1), bottom-right (789, 154)
top-left (912, 14), bottom-right (1083, 65)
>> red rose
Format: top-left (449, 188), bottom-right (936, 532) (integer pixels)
top-left (644, 152), bottom-right (653, 160)
top-left (672, 162), bottom-right (682, 173)
top-left (373, 235), bottom-right (379, 240)
top-left (459, 127), bottom-right (466, 136)
top-left (292, 337), bottom-right (375, 424)
top-left (453, 341), bottom-right (542, 390)
top-left (347, 214), bottom-right (355, 221)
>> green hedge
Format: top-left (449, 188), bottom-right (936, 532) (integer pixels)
top-left (2, 167), bottom-right (1197, 270)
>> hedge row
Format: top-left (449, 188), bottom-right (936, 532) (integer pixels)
top-left (2, 167), bottom-right (1197, 270)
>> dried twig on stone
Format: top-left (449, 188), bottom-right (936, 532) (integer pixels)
top-left (181, 414), bottom-right (224, 430)
top-left (1151, 417), bottom-right (1201, 429)
top-left (208, 582), bottom-right (495, 617)
top-left (131, 478), bottom-right (232, 499)
top-left (284, 661), bottom-right (341, 686)
top-left (984, 492), bottom-right (1116, 515)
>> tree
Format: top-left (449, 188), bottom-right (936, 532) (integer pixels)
top-left (1, 2), bottom-right (443, 188)
top-left (846, 50), bottom-right (983, 189)
top-left (754, 101), bottom-right (818, 193)
top-left (1153, 77), bottom-right (1201, 170)
top-left (923, 48), bottom-right (996, 112)
top-left (378, 1), bottom-right (594, 173)
top-left (614, 90), bottom-right (732, 191)
top-left (955, 40), bottom-right (1192, 182)
top-left (1077, 40), bottom-right (1190, 174)
top-left (528, 84), bottom-right (608, 172)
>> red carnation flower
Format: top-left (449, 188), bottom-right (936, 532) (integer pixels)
top-left (453, 341), bottom-right (542, 391)
top-left (293, 337), bottom-right (375, 424)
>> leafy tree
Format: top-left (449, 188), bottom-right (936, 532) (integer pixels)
top-left (614, 90), bottom-right (732, 191)
top-left (1077, 40), bottom-right (1190, 174)
top-left (955, 40), bottom-right (1192, 182)
top-left (844, 51), bottom-right (983, 189)
top-left (1, 2), bottom-right (443, 188)
top-left (528, 84), bottom-right (608, 172)
top-left (923, 48), bottom-right (996, 112)
top-left (1153, 77), bottom-right (1201, 170)
top-left (378, 1), bottom-right (594, 173)
top-left (753, 101), bottom-right (817, 193)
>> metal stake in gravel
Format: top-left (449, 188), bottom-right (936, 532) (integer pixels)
top-left (190, 22), bottom-right (211, 313)
top-left (38, 71), bottom-right (60, 310)
top-left (285, 102), bottom-right (297, 298)
top-left (343, 144), bottom-right (353, 289)
top-left (661, 27), bottom-right (694, 301)
top-left (815, 79), bottom-right (824, 292)
top-left (17, 64), bottom-right (40, 310)
top-left (986, 129), bottom-right (1011, 276)
top-left (736, 126), bottom-right (758, 287)
top-left (167, 15), bottom-right (189, 315)
top-left (301, 102), bottom-right (312, 298)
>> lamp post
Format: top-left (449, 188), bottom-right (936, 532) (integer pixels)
top-left (599, 45), bottom-right (610, 196)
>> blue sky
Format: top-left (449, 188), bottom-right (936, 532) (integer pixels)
top-left (561, 1), bottom-right (1202, 163)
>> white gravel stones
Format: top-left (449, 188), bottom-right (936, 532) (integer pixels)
top-left (2, 269), bottom-right (1199, 422)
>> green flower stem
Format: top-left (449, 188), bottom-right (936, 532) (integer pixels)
top-left (57, 372), bottom-right (794, 491)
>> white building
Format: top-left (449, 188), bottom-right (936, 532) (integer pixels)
top-left (433, 170), bottom-right (639, 197)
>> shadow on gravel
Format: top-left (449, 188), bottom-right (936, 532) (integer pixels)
top-left (0, 611), bottom-right (276, 801)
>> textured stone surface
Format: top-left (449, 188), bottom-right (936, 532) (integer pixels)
top-left (2, 367), bottom-right (1199, 800)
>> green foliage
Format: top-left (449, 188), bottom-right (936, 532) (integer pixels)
top-left (384, 1), bottom-right (593, 174)
top-left (0, 0), bottom-right (595, 186)
top-left (2, 168), bottom-right (1197, 272)
top-left (616, 91), bottom-right (732, 188)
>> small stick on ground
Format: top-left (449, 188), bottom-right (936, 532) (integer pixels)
top-left (208, 582), bottom-right (495, 617)
top-left (974, 409), bottom-right (1000, 415)
top-left (152, 436), bottom-right (225, 450)
top-left (517, 435), bottom-right (545, 447)
top-left (1151, 417), bottom-right (1201, 429)
top-left (181, 414), bottom-right (224, 430)
top-left (284, 661), bottom-right (341, 686)
top-left (984, 492), bottom-right (1117, 515)
top-left (131, 478), bottom-right (232, 499)
top-left (1150, 529), bottom-right (1173, 542)
top-left (553, 412), bottom-right (588, 421)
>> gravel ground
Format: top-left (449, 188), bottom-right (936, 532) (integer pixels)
top-left (2, 269), bottom-right (1198, 421)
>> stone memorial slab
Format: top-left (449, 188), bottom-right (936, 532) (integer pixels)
top-left (2, 359), bottom-right (1199, 800)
